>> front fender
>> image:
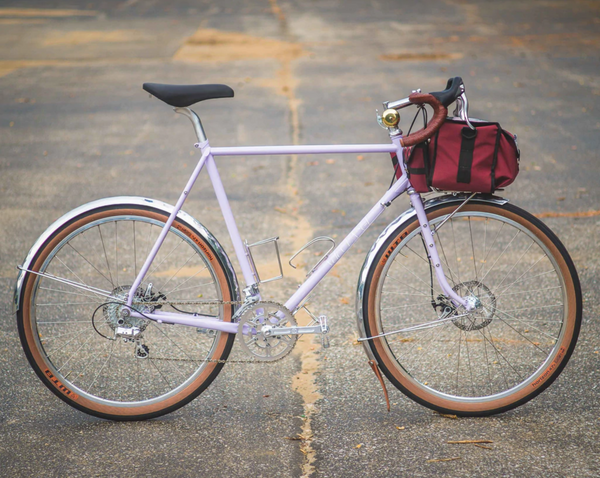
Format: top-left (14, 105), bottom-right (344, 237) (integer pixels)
top-left (355, 194), bottom-right (508, 363)
top-left (14, 196), bottom-right (240, 314)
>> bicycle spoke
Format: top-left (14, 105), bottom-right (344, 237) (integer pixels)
top-left (489, 306), bottom-right (559, 341)
top-left (436, 232), bottom-right (457, 286)
top-left (464, 329), bottom-right (475, 397)
top-left (97, 225), bottom-right (115, 287)
top-left (478, 229), bottom-right (521, 285)
top-left (493, 286), bottom-right (562, 298)
top-left (385, 272), bottom-right (430, 298)
top-left (158, 250), bottom-right (200, 292)
top-left (479, 221), bottom-right (505, 280)
top-left (468, 217), bottom-right (478, 282)
top-left (148, 236), bottom-right (186, 277)
top-left (491, 240), bottom-right (536, 293)
top-left (163, 267), bottom-right (210, 296)
top-left (39, 286), bottom-right (104, 302)
top-left (491, 316), bottom-right (549, 355)
top-left (133, 221), bottom-right (137, 278)
top-left (404, 243), bottom-right (456, 286)
top-left (87, 340), bottom-right (115, 393)
top-left (374, 204), bottom-right (577, 407)
top-left (149, 322), bottom-right (200, 365)
top-left (36, 301), bottom-right (103, 307)
top-left (451, 219), bottom-right (461, 284)
top-left (66, 243), bottom-right (114, 287)
top-left (478, 325), bottom-right (509, 390)
top-left (45, 325), bottom-right (94, 357)
top-left (56, 333), bottom-right (96, 373)
top-left (115, 221), bottom-right (119, 287)
top-left (479, 324), bottom-right (523, 383)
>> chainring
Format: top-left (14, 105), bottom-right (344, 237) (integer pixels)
top-left (236, 301), bottom-right (298, 362)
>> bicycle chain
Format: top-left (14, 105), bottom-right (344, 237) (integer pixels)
top-left (132, 298), bottom-right (291, 365)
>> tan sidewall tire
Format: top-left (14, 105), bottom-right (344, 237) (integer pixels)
top-left (18, 207), bottom-right (235, 420)
top-left (365, 203), bottom-right (580, 415)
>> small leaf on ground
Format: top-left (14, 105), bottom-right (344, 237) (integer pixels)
top-left (447, 440), bottom-right (493, 444)
top-left (473, 444), bottom-right (493, 450)
top-left (437, 413), bottom-right (458, 419)
top-left (426, 457), bottom-right (460, 463)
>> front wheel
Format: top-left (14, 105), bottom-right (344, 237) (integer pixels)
top-left (17, 202), bottom-right (237, 420)
top-left (362, 201), bottom-right (581, 416)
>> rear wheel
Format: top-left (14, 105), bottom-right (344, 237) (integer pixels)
top-left (17, 204), bottom-right (237, 420)
top-left (362, 201), bottom-right (581, 416)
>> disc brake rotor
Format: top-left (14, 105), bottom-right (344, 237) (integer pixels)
top-left (236, 302), bottom-right (298, 362)
top-left (451, 280), bottom-right (496, 331)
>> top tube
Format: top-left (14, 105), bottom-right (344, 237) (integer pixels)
top-left (209, 144), bottom-right (397, 156)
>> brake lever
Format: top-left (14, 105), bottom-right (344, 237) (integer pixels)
top-left (453, 86), bottom-right (475, 130)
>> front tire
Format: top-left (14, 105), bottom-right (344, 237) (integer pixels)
top-left (362, 201), bottom-right (581, 416)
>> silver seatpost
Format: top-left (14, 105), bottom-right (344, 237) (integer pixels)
top-left (174, 107), bottom-right (207, 142)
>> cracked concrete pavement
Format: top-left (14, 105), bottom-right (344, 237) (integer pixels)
top-left (1, 1), bottom-right (599, 476)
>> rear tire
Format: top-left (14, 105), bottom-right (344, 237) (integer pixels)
top-left (362, 201), bottom-right (581, 416)
top-left (17, 203), bottom-right (237, 420)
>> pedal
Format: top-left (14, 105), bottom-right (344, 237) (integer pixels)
top-left (261, 313), bottom-right (331, 345)
top-left (318, 315), bottom-right (330, 349)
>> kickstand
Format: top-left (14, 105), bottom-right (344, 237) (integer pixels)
top-left (368, 360), bottom-right (391, 412)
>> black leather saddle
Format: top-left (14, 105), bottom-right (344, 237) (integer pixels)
top-left (142, 83), bottom-right (234, 107)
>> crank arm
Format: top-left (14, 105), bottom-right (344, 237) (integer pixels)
top-left (263, 323), bottom-right (329, 337)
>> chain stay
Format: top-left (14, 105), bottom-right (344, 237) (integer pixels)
top-left (133, 298), bottom-right (291, 365)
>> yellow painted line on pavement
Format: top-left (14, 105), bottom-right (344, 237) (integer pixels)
top-left (0, 8), bottom-right (98, 17)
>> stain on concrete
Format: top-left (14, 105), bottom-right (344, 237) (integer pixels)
top-left (0, 19), bottom-right (48, 24)
top-left (380, 52), bottom-right (463, 61)
top-left (43, 30), bottom-right (146, 47)
top-left (0, 8), bottom-right (98, 17)
top-left (173, 28), bottom-right (305, 64)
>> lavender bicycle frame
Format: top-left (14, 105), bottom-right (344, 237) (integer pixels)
top-left (125, 135), bottom-right (470, 333)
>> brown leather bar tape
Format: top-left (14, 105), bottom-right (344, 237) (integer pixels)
top-left (400, 93), bottom-right (448, 148)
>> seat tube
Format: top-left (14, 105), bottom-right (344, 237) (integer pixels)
top-left (126, 148), bottom-right (211, 306)
top-left (204, 153), bottom-right (257, 287)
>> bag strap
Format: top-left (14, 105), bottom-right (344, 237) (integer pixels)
top-left (456, 126), bottom-right (478, 184)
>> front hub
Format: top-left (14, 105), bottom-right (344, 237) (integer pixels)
top-left (451, 280), bottom-right (496, 331)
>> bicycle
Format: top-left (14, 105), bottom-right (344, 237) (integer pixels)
top-left (14, 77), bottom-right (582, 421)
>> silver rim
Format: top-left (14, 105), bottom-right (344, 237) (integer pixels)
top-left (29, 213), bottom-right (225, 408)
top-left (375, 209), bottom-right (568, 403)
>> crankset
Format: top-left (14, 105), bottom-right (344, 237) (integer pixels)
top-left (236, 301), bottom-right (330, 362)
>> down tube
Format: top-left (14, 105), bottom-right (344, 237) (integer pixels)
top-left (285, 175), bottom-right (409, 313)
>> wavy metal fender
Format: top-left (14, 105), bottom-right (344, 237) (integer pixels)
top-left (14, 196), bottom-right (240, 314)
top-left (355, 193), bottom-right (508, 363)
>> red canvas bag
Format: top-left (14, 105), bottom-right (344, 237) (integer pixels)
top-left (394, 118), bottom-right (519, 194)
